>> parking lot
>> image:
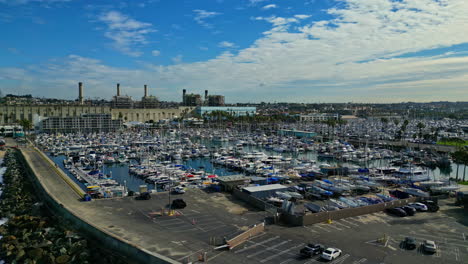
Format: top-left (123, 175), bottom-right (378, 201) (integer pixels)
top-left (274, 205), bottom-right (468, 264)
top-left (91, 190), bottom-right (467, 264)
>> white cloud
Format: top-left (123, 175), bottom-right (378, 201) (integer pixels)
top-left (294, 14), bottom-right (311, 19)
top-left (0, 0), bottom-right (71, 5)
top-left (97, 11), bottom-right (155, 57)
top-left (193, 9), bottom-right (222, 29)
top-left (151, 50), bottom-right (160, 56)
top-left (218, 41), bottom-right (235, 48)
top-left (172, 55), bottom-right (183, 64)
top-left (249, 0), bottom-right (269, 5)
top-left (2, 0), bottom-right (468, 103)
top-left (262, 4), bottom-right (277, 10)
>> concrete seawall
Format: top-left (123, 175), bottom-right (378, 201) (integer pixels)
top-left (16, 146), bottom-right (179, 264)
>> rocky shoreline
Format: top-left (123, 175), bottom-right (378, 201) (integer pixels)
top-left (0, 150), bottom-right (131, 264)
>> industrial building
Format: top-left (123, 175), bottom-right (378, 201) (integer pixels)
top-left (196, 106), bottom-right (257, 117)
top-left (182, 89), bottom-right (203, 106)
top-left (41, 114), bottom-right (122, 133)
top-left (111, 83), bottom-right (134, 109)
top-left (140, 84), bottom-right (159, 108)
top-left (182, 89), bottom-right (225, 106)
top-left (300, 113), bottom-right (340, 122)
top-left (0, 82), bottom-right (194, 127)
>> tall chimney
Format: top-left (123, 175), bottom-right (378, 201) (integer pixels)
top-left (117, 83), bottom-right (120, 96)
top-left (205, 90), bottom-right (208, 100)
top-left (182, 89), bottom-right (186, 105)
top-left (78, 82), bottom-right (84, 104)
top-left (144, 84), bottom-right (148, 98)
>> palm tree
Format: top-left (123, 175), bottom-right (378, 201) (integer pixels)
top-left (452, 150), bottom-right (463, 181)
top-left (19, 119), bottom-right (32, 135)
top-left (417, 122), bottom-right (425, 139)
top-left (462, 150), bottom-right (468, 182)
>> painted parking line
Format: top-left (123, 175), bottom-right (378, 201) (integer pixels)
top-left (313, 225), bottom-right (331, 232)
top-left (405, 233), bottom-right (468, 246)
top-left (417, 229), bottom-right (466, 242)
top-left (330, 254), bottom-right (350, 264)
top-left (279, 259), bottom-right (294, 264)
top-left (304, 226), bottom-right (319, 233)
top-left (246, 240), bottom-right (291, 259)
top-left (397, 235), bottom-right (468, 249)
top-left (340, 218), bottom-right (360, 227)
top-left (235, 236), bottom-right (280, 253)
top-left (196, 219), bottom-right (222, 226)
top-left (334, 220), bottom-right (351, 229)
top-left (158, 220), bottom-right (187, 227)
top-left (304, 258), bottom-right (320, 264)
top-left (453, 247), bottom-right (460, 262)
top-left (325, 224), bottom-right (343, 231)
top-left (199, 225), bottom-right (226, 232)
top-left (352, 258), bottom-right (367, 264)
top-left (168, 227), bottom-right (199, 233)
top-left (259, 243), bottom-right (305, 263)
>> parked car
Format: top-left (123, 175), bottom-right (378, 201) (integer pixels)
top-left (300, 244), bottom-right (325, 258)
top-left (408, 202), bottom-right (428, 211)
top-left (321, 248), bottom-right (342, 261)
top-left (172, 186), bottom-right (185, 194)
top-left (421, 200), bottom-right (439, 212)
top-left (171, 198), bottom-right (187, 209)
top-left (136, 192), bottom-right (151, 200)
top-left (401, 206), bottom-right (416, 216)
top-left (386, 207), bottom-right (407, 217)
top-left (423, 240), bottom-right (437, 253)
top-left (404, 237), bottom-right (417, 250)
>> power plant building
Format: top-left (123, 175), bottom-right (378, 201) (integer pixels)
top-left (183, 93), bottom-right (203, 106)
top-left (111, 83), bottom-right (134, 109)
top-left (207, 95), bottom-right (225, 106)
top-left (140, 84), bottom-right (159, 108)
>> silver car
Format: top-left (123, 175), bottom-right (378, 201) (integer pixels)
top-left (423, 240), bottom-right (437, 253)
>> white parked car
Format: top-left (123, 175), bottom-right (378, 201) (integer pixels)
top-left (173, 186), bottom-right (185, 194)
top-left (408, 202), bottom-right (428, 211)
top-left (321, 248), bottom-right (342, 261)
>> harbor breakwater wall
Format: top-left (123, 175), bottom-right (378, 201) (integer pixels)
top-left (282, 197), bottom-right (419, 226)
top-left (16, 148), bottom-right (179, 264)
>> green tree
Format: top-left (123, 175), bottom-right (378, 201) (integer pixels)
top-left (19, 119), bottom-right (32, 134)
top-left (452, 149), bottom-right (467, 181)
top-left (416, 122), bottom-right (425, 138)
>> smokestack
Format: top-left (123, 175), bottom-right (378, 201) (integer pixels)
top-left (144, 84), bottom-right (148, 98)
top-left (78, 82), bottom-right (83, 104)
top-left (117, 83), bottom-right (120, 96)
top-left (182, 89), bottom-right (186, 105)
top-left (205, 90), bottom-right (208, 100)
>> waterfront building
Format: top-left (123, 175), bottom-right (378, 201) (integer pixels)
top-left (196, 106), bottom-right (257, 117)
top-left (300, 113), bottom-right (340, 122)
top-left (40, 114), bottom-right (122, 133)
top-left (0, 105), bottom-right (110, 125)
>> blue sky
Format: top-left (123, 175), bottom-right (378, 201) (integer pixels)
top-left (0, 0), bottom-right (467, 103)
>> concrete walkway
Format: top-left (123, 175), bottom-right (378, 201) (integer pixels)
top-left (14, 140), bottom-right (180, 264)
